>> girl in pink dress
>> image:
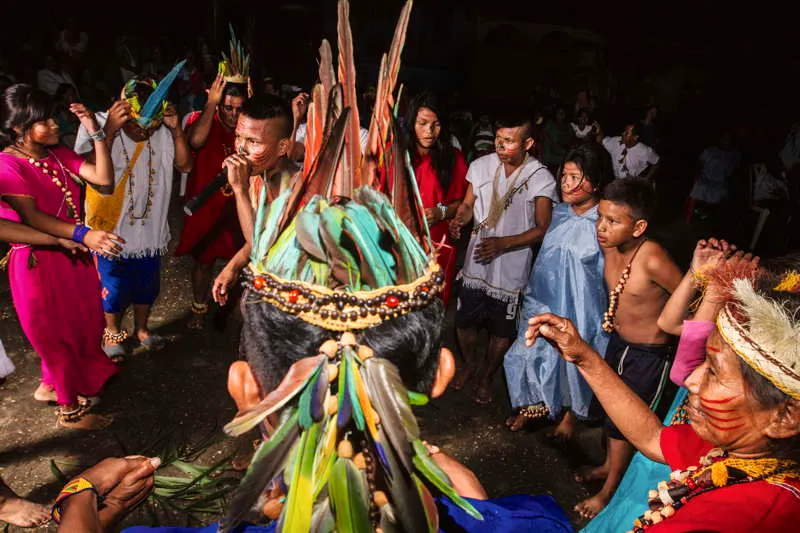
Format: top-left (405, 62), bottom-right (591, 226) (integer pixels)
top-left (0, 84), bottom-right (124, 429)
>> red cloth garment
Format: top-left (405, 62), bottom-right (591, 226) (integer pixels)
top-left (411, 149), bottom-right (468, 306)
top-left (649, 424), bottom-right (800, 532)
top-left (175, 112), bottom-right (244, 264)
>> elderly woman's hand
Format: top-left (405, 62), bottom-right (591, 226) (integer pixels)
top-left (526, 313), bottom-right (595, 366)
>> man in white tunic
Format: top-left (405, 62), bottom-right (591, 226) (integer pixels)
top-left (449, 116), bottom-right (557, 404)
top-left (600, 122), bottom-right (659, 180)
top-left (75, 76), bottom-right (192, 359)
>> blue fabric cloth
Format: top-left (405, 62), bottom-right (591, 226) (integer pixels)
top-left (580, 387), bottom-right (688, 533)
top-left (97, 254), bottom-right (162, 313)
top-left (503, 202), bottom-right (608, 417)
top-left (122, 495), bottom-right (574, 533)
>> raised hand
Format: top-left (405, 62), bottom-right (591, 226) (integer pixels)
top-left (207, 73), bottom-right (226, 107)
top-left (105, 100), bottom-right (132, 137)
top-left (163, 103), bottom-right (179, 131)
top-left (291, 92), bottom-right (310, 125)
top-left (525, 313), bottom-right (593, 365)
top-left (69, 103), bottom-right (100, 134)
top-left (222, 153), bottom-right (252, 193)
top-left (691, 238), bottom-right (734, 273)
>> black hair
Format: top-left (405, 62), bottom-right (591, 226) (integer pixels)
top-left (562, 143), bottom-right (608, 191)
top-left (222, 82), bottom-right (248, 100)
top-left (495, 113), bottom-right (533, 140)
top-left (240, 297), bottom-right (444, 395)
top-left (602, 177), bottom-right (655, 221)
top-left (0, 84), bottom-right (53, 148)
top-left (575, 107), bottom-right (592, 122)
top-left (406, 91), bottom-right (455, 194)
top-left (626, 121), bottom-right (642, 138)
top-left (240, 93), bottom-right (292, 138)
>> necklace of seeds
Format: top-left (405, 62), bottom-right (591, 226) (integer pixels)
top-left (119, 134), bottom-right (155, 225)
top-left (602, 238), bottom-right (648, 333)
top-left (11, 146), bottom-right (80, 224)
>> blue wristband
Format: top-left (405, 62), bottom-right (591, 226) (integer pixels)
top-left (71, 224), bottom-right (91, 244)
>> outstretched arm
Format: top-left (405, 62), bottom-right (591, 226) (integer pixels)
top-left (187, 73), bottom-right (225, 150)
top-left (448, 183), bottom-right (475, 239)
top-left (526, 313), bottom-right (665, 463)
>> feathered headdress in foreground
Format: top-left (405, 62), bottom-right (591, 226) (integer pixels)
top-left (219, 1), bottom-right (482, 531)
top-left (716, 270), bottom-right (800, 400)
top-left (220, 334), bottom-right (482, 532)
top-left (219, 24), bottom-right (250, 84)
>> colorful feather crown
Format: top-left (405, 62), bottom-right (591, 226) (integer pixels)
top-left (221, 333), bottom-right (482, 532)
top-left (245, 0), bottom-right (435, 331)
top-left (219, 23), bottom-right (250, 84)
top-left (122, 60), bottom-right (186, 129)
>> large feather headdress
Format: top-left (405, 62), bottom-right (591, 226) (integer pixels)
top-left (219, 24), bottom-right (250, 85)
top-left (715, 269), bottom-right (800, 399)
top-left (121, 60), bottom-right (186, 129)
top-left (220, 1), bottom-right (482, 531)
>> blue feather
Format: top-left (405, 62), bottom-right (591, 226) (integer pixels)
top-left (137, 60), bottom-right (186, 127)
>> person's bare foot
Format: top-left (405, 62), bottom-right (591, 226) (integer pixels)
top-left (574, 491), bottom-right (610, 519)
top-left (0, 486), bottom-right (50, 527)
top-left (574, 464), bottom-right (609, 484)
top-left (33, 383), bottom-right (57, 403)
top-left (505, 413), bottom-right (528, 431)
top-left (473, 382), bottom-right (493, 404)
top-left (546, 411), bottom-right (577, 443)
top-left (450, 364), bottom-right (475, 391)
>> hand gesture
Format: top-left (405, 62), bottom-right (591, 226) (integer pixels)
top-left (77, 456), bottom-right (159, 497)
top-left (99, 456), bottom-right (159, 524)
top-left (424, 207), bottom-right (440, 226)
top-left (57, 238), bottom-right (87, 254)
top-left (163, 103), bottom-right (179, 131)
top-left (222, 153), bottom-right (252, 193)
top-left (207, 73), bottom-right (226, 107)
top-left (473, 236), bottom-right (506, 264)
top-left (291, 92), bottom-right (310, 125)
top-left (69, 103), bottom-right (100, 134)
top-left (212, 265), bottom-right (241, 305)
top-left (525, 313), bottom-right (593, 365)
top-left (105, 100), bottom-right (132, 137)
top-left (83, 229), bottom-right (125, 258)
top-left (247, 77), bottom-right (254, 99)
top-left (691, 238), bottom-right (734, 273)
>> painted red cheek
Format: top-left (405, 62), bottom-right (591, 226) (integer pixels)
top-left (707, 420), bottom-right (746, 431)
top-left (700, 403), bottom-right (737, 413)
top-left (707, 346), bottom-right (722, 353)
top-left (700, 395), bottom-right (736, 404)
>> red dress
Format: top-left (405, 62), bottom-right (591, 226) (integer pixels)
top-left (175, 112), bottom-right (244, 264)
top-left (649, 424), bottom-right (800, 532)
top-left (412, 149), bottom-right (468, 306)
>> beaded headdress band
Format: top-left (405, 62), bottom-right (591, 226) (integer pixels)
top-left (219, 24), bottom-right (250, 85)
top-left (716, 274), bottom-right (800, 400)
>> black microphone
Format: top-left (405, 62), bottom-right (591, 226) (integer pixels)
top-left (183, 167), bottom-right (229, 216)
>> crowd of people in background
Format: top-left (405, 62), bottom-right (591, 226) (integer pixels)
top-left (1, 5), bottom-right (800, 531)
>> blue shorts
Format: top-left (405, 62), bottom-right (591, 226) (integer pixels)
top-left (97, 255), bottom-right (162, 313)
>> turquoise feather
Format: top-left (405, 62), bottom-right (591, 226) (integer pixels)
top-left (319, 205), bottom-right (361, 288)
top-left (345, 350), bottom-right (365, 431)
top-left (254, 188), bottom-right (292, 266)
top-left (252, 182), bottom-right (268, 251)
top-left (137, 60), bottom-right (186, 128)
top-left (342, 201), bottom-right (395, 287)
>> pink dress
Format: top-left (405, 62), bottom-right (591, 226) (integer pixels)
top-left (0, 147), bottom-right (118, 405)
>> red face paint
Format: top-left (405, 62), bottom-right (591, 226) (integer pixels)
top-left (707, 346), bottom-right (722, 353)
top-left (707, 420), bottom-right (746, 431)
top-left (700, 403), bottom-right (737, 413)
top-left (700, 395), bottom-right (736, 404)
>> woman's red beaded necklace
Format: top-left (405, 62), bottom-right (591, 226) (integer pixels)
top-left (10, 146), bottom-right (80, 224)
top-left (602, 238), bottom-right (647, 333)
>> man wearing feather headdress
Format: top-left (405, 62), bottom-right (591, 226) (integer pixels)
top-left (75, 68), bottom-right (193, 360)
top-left (176, 27), bottom-right (252, 330)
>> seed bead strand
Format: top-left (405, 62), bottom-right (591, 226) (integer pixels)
top-left (28, 156), bottom-right (81, 224)
top-left (602, 239), bottom-right (648, 333)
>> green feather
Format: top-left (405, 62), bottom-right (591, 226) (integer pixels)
top-left (407, 391), bottom-right (429, 406)
top-left (255, 187), bottom-right (292, 266)
top-left (412, 440), bottom-right (483, 521)
top-left (328, 458), bottom-right (372, 533)
top-left (279, 422), bottom-right (321, 533)
top-left (298, 365), bottom-right (323, 429)
top-left (252, 182), bottom-right (268, 251)
top-left (342, 201), bottom-right (396, 287)
top-left (345, 350), bottom-right (365, 431)
top-left (319, 205), bottom-right (361, 288)
top-left (312, 416), bottom-right (338, 500)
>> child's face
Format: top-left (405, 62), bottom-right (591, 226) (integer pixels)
top-left (560, 162), bottom-right (594, 205)
top-left (596, 199), bottom-right (645, 248)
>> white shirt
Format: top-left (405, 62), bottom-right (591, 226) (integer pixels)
top-left (75, 112), bottom-right (176, 258)
top-left (36, 69), bottom-right (76, 96)
top-left (458, 153), bottom-right (558, 302)
top-left (603, 136), bottom-right (659, 179)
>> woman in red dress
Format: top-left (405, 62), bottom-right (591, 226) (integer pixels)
top-left (406, 91), bottom-right (468, 305)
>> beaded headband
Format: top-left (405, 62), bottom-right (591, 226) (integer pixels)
top-left (244, 261), bottom-right (444, 331)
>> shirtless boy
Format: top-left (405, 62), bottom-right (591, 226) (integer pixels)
top-left (576, 177), bottom-right (682, 519)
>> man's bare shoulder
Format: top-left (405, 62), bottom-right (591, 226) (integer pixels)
top-left (640, 240), bottom-right (677, 270)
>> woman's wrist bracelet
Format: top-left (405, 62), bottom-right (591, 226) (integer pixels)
top-left (72, 224), bottom-right (91, 244)
top-left (88, 128), bottom-right (107, 142)
top-left (51, 477), bottom-right (102, 524)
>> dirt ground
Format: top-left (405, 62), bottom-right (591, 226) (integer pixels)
top-left (0, 202), bottom-right (698, 532)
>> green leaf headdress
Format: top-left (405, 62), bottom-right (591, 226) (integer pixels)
top-left (221, 1), bottom-right (481, 531)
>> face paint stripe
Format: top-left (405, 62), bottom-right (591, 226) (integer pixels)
top-left (707, 420), bottom-right (746, 431)
top-left (700, 396), bottom-right (736, 404)
top-left (707, 346), bottom-right (722, 353)
top-left (704, 412), bottom-right (744, 423)
top-left (700, 403), bottom-right (737, 413)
